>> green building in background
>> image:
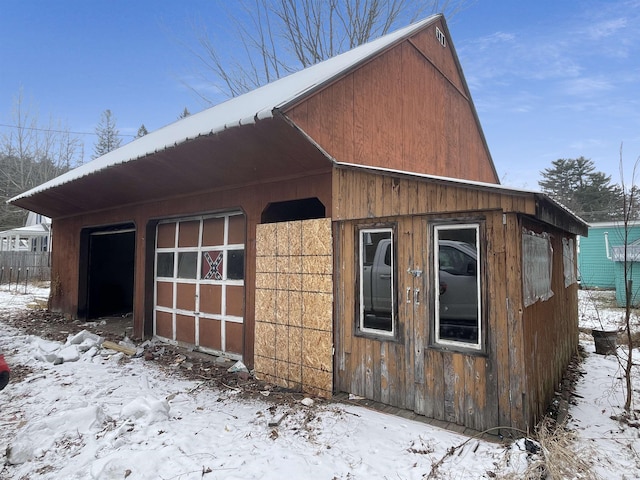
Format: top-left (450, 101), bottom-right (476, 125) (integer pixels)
top-left (578, 221), bottom-right (640, 306)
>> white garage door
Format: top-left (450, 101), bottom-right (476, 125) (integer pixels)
top-left (154, 212), bottom-right (245, 358)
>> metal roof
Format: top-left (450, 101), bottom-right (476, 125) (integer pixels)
top-left (10, 15), bottom-right (441, 205)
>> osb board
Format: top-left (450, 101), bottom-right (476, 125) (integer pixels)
top-left (254, 218), bottom-right (333, 398)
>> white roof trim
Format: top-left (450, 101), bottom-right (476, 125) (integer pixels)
top-left (0, 223), bottom-right (50, 237)
top-left (11, 15), bottom-right (440, 203)
top-left (335, 161), bottom-right (538, 195)
top-left (587, 221), bottom-right (640, 228)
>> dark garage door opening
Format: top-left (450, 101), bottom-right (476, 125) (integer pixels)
top-left (79, 225), bottom-right (135, 320)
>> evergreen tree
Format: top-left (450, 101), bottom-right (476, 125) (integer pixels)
top-left (136, 124), bottom-right (149, 138)
top-left (179, 107), bottom-right (190, 119)
top-left (539, 157), bottom-right (621, 222)
top-left (92, 109), bottom-right (122, 159)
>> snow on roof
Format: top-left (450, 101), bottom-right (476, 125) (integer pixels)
top-left (0, 223), bottom-right (50, 238)
top-left (11, 15), bottom-right (440, 203)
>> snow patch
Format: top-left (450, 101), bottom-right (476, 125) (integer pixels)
top-left (120, 397), bottom-right (170, 426)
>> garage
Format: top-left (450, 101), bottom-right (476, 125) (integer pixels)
top-left (153, 212), bottom-right (246, 358)
top-left (10, 15), bottom-right (587, 432)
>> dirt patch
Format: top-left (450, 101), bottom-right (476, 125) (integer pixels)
top-left (1, 308), bottom-right (310, 407)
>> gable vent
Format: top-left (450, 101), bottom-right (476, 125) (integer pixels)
top-left (436, 26), bottom-right (446, 47)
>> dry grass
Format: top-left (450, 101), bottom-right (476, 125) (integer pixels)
top-left (498, 419), bottom-right (599, 480)
top-left (536, 420), bottom-right (598, 479)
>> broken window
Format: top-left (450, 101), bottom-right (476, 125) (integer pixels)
top-left (522, 230), bottom-right (554, 307)
top-left (434, 224), bottom-right (482, 349)
top-left (357, 227), bottom-right (395, 336)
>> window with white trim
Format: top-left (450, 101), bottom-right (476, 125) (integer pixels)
top-left (358, 227), bottom-right (395, 336)
top-left (434, 224), bottom-right (482, 349)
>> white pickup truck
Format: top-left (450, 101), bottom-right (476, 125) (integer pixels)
top-left (362, 238), bottom-right (393, 319)
top-left (362, 238), bottom-right (478, 340)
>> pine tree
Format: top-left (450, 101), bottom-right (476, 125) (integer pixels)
top-left (136, 124), bottom-right (149, 138)
top-left (539, 157), bottom-right (621, 222)
top-left (178, 107), bottom-right (190, 119)
top-left (92, 109), bottom-right (122, 159)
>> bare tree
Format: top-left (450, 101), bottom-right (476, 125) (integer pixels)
top-left (617, 144), bottom-right (639, 414)
top-left (0, 90), bottom-right (81, 228)
top-left (188, 0), bottom-right (469, 101)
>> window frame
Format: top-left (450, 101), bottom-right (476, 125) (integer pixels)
top-left (356, 225), bottom-right (397, 338)
top-left (433, 222), bottom-right (483, 351)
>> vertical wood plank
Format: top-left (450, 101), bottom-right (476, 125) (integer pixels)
top-left (380, 341), bottom-right (391, 405)
top-left (505, 214), bottom-right (526, 429)
top-left (412, 216), bottom-right (427, 413)
top-left (453, 353), bottom-right (466, 425)
top-left (407, 180), bottom-right (419, 215)
top-left (443, 353), bottom-right (456, 423)
top-left (484, 212), bottom-right (502, 430)
top-left (364, 338), bottom-right (374, 400)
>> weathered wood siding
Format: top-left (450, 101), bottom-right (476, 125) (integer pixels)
top-left (50, 171), bottom-right (332, 367)
top-left (285, 19), bottom-right (498, 184)
top-left (332, 167), bottom-right (575, 431)
top-left (331, 168), bottom-right (533, 221)
top-left (521, 219), bottom-right (580, 426)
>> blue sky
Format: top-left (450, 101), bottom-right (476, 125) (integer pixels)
top-left (1, 0), bottom-right (638, 189)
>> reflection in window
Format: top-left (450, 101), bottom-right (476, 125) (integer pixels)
top-left (435, 224), bottom-right (481, 348)
top-left (156, 252), bottom-right (174, 278)
top-left (177, 252), bottom-right (198, 279)
top-left (358, 228), bottom-right (395, 335)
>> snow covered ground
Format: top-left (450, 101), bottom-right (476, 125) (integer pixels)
top-left (0, 285), bottom-right (638, 479)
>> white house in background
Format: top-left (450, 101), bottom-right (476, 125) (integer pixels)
top-left (0, 212), bottom-right (51, 252)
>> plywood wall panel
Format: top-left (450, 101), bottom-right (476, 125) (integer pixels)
top-left (254, 218), bottom-right (333, 398)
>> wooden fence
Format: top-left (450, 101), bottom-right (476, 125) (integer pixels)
top-left (0, 251), bottom-right (51, 284)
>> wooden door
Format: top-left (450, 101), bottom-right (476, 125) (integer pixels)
top-left (335, 217), bottom-right (428, 410)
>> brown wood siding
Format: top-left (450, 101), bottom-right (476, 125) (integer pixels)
top-left (335, 210), bottom-right (507, 431)
top-left (331, 168), bottom-right (577, 430)
top-left (502, 213), bottom-right (527, 429)
top-left (332, 168), bottom-right (534, 222)
top-left (49, 171), bottom-right (332, 368)
top-left (285, 23), bottom-right (498, 184)
top-left (521, 219), bottom-right (580, 428)
top-left (408, 22), bottom-right (465, 94)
